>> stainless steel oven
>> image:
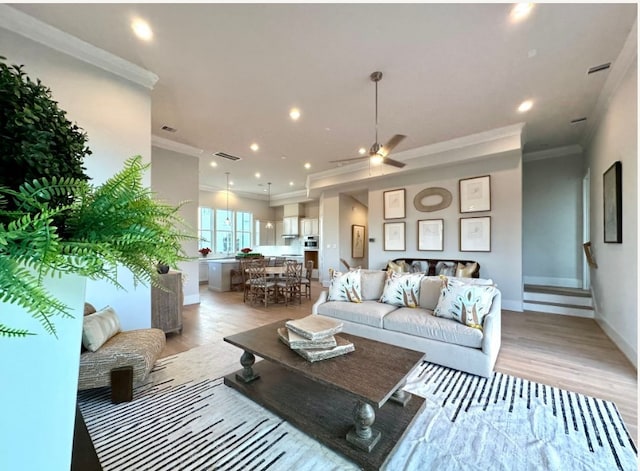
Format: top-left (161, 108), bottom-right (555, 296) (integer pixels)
top-left (304, 236), bottom-right (318, 250)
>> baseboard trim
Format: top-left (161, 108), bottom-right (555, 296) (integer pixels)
top-left (184, 294), bottom-right (200, 306)
top-left (523, 276), bottom-right (582, 288)
top-left (502, 300), bottom-right (523, 312)
top-left (595, 317), bottom-right (637, 369)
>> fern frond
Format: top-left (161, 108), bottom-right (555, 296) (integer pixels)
top-left (0, 323), bottom-right (35, 338)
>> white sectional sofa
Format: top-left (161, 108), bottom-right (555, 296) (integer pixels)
top-left (312, 269), bottom-right (501, 377)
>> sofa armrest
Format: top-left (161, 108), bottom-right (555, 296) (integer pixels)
top-left (311, 290), bottom-right (328, 314)
top-left (481, 289), bottom-right (502, 361)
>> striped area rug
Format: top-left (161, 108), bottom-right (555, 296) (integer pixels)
top-left (78, 343), bottom-right (637, 470)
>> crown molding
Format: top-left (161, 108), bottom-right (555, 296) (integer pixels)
top-left (582, 19), bottom-right (637, 148)
top-left (0, 5), bottom-right (158, 89)
top-left (523, 144), bottom-right (583, 162)
top-left (306, 123), bottom-right (525, 196)
top-left (152, 135), bottom-right (204, 158)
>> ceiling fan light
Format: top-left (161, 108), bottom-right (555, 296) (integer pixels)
top-left (370, 155), bottom-right (384, 165)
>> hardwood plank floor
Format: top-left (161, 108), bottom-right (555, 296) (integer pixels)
top-left (163, 283), bottom-right (638, 444)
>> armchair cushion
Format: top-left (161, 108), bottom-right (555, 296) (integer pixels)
top-left (82, 306), bottom-right (121, 352)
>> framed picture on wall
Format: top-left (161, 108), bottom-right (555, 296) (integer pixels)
top-left (459, 216), bottom-right (491, 252)
top-left (383, 188), bottom-right (406, 219)
top-left (459, 175), bottom-right (491, 213)
top-left (384, 222), bottom-right (405, 251)
top-left (603, 161), bottom-right (622, 243)
top-left (352, 225), bottom-right (365, 258)
top-left (417, 219), bottom-right (444, 251)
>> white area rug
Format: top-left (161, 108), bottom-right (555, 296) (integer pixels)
top-left (78, 341), bottom-right (637, 470)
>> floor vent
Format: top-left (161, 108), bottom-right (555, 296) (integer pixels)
top-left (214, 152), bottom-right (242, 161)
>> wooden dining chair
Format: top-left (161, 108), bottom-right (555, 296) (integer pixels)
top-left (246, 258), bottom-right (276, 307)
top-left (276, 261), bottom-right (302, 306)
top-left (300, 260), bottom-right (313, 299)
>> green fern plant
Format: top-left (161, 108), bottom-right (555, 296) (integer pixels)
top-left (0, 156), bottom-right (192, 338)
top-left (0, 56), bottom-right (192, 339)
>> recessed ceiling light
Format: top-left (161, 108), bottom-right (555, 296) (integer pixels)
top-left (229, 181), bottom-right (234, 186)
top-left (289, 181), bottom-right (294, 186)
top-left (131, 19), bottom-right (153, 41)
top-left (510, 3), bottom-right (534, 22)
top-left (289, 108), bottom-right (301, 120)
top-left (358, 147), bottom-right (367, 155)
top-left (210, 161), bottom-right (218, 168)
top-left (281, 155), bottom-right (287, 160)
top-left (250, 143), bottom-right (259, 152)
top-left (304, 163), bottom-right (311, 170)
top-left (255, 172), bottom-right (261, 178)
top-left (518, 100), bottom-right (533, 112)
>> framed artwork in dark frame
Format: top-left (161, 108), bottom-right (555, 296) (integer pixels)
top-left (603, 161), bottom-right (622, 243)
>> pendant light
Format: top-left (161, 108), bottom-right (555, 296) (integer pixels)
top-left (224, 172), bottom-right (231, 226)
top-left (265, 182), bottom-right (273, 229)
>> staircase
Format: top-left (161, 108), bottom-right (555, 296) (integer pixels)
top-left (523, 284), bottom-right (594, 318)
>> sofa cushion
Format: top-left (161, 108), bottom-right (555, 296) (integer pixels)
top-left (436, 261), bottom-right (456, 276)
top-left (360, 270), bottom-right (387, 300)
top-left (383, 308), bottom-right (483, 348)
top-left (316, 300), bottom-right (397, 328)
top-left (82, 306), bottom-right (122, 352)
top-left (327, 269), bottom-right (362, 302)
top-left (380, 272), bottom-right (424, 307)
top-left (434, 277), bottom-right (497, 330)
top-left (455, 262), bottom-right (478, 278)
top-left (418, 276), bottom-right (443, 310)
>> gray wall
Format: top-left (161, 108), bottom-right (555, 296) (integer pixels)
top-left (523, 152), bottom-right (584, 287)
top-left (585, 56), bottom-right (637, 367)
top-left (152, 147), bottom-right (200, 305)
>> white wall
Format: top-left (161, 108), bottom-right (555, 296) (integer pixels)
top-left (585, 57), bottom-right (637, 367)
top-left (0, 24), bottom-right (153, 471)
top-left (523, 152), bottom-right (585, 287)
top-left (152, 147), bottom-right (200, 305)
top-left (0, 28), bottom-right (154, 332)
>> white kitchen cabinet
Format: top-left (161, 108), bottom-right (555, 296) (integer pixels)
top-left (301, 218), bottom-right (319, 236)
top-left (283, 216), bottom-right (299, 236)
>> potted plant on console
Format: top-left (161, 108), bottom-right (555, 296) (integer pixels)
top-left (0, 57), bottom-right (192, 470)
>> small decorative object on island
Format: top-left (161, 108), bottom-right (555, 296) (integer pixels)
top-left (199, 247), bottom-right (211, 257)
top-left (279, 315), bottom-right (354, 362)
top-left (240, 247), bottom-right (252, 253)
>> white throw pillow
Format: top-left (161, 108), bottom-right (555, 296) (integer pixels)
top-left (82, 306), bottom-right (122, 352)
top-left (380, 272), bottom-right (424, 308)
top-left (434, 277), bottom-right (497, 330)
top-left (327, 269), bottom-right (362, 303)
top-left (360, 270), bottom-right (387, 301)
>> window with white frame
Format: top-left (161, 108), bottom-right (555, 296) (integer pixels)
top-left (199, 207), bottom-right (253, 254)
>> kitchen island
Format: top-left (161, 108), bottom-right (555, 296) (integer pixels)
top-left (207, 258), bottom-right (240, 292)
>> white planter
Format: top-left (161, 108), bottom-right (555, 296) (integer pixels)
top-left (0, 273), bottom-right (87, 471)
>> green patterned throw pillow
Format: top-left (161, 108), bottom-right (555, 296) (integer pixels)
top-left (327, 269), bottom-right (362, 303)
top-left (379, 272), bottom-right (424, 307)
top-left (434, 277), bottom-right (497, 330)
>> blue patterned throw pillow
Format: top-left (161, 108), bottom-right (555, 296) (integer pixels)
top-left (379, 272), bottom-right (424, 308)
top-left (434, 277), bottom-right (497, 329)
top-left (327, 269), bottom-right (362, 303)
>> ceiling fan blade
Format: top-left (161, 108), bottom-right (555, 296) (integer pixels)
top-left (329, 155), bottom-right (370, 164)
top-left (379, 134), bottom-right (406, 157)
top-left (383, 157), bottom-right (406, 168)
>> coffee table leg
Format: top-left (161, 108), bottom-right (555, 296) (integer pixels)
top-left (346, 401), bottom-right (381, 452)
top-left (236, 350), bottom-right (260, 383)
top-left (390, 379), bottom-right (411, 406)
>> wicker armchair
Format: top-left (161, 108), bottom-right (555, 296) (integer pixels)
top-left (78, 303), bottom-right (165, 403)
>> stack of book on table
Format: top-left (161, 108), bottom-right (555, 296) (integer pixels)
top-left (278, 315), bottom-right (355, 362)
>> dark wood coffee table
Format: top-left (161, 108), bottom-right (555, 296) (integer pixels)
top-left (223, 319), bottom-right (425, 470)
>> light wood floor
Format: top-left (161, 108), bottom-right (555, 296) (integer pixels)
top-left (163, 282), bottom-right (638, 444)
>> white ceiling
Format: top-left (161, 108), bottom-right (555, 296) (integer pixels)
top-left (10, 3), bottom-right (637, 198)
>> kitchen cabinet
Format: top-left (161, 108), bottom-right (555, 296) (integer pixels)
top-left (283, 216), bottom-right (299, 236)
top-left (301, 218), bottom-right (319, 236)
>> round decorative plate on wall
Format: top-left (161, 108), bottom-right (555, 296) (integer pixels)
top-left (413, 187), bottom-right (453, 212)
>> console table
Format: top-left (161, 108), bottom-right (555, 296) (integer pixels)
top-left (151, 271), bottom-right (183, 334)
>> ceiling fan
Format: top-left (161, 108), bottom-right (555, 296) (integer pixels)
top-left (331, 71), bottom-right (406, 168)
